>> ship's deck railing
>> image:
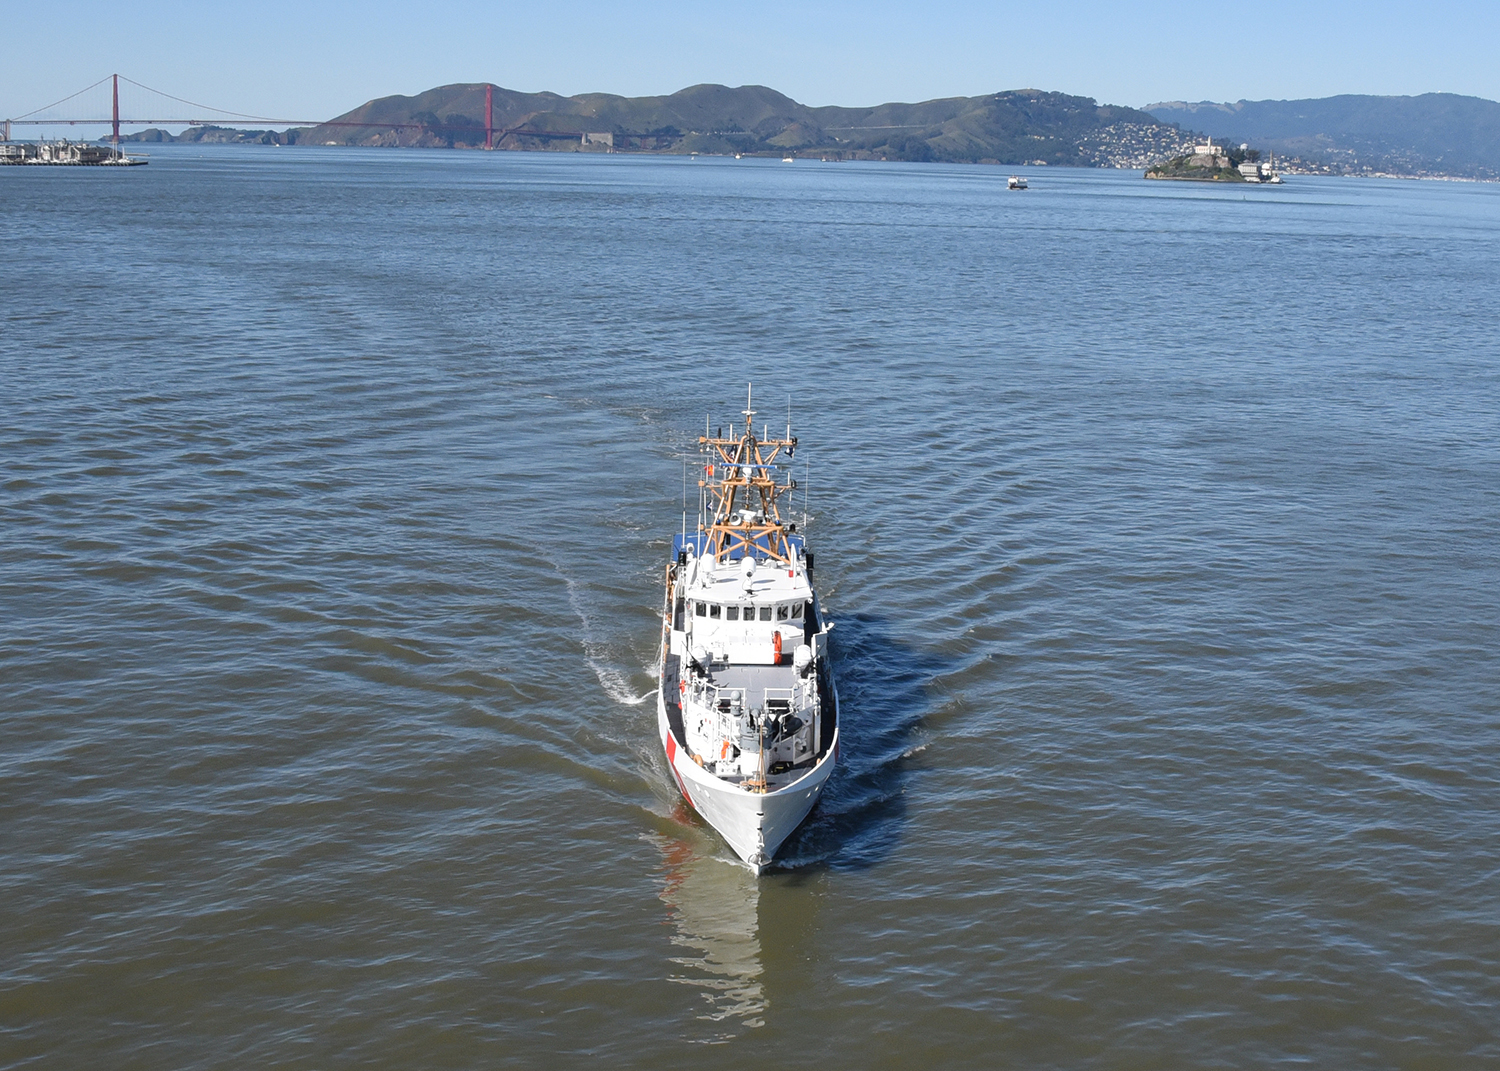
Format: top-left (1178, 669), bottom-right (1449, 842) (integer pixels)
top-left (702, 683), bottom-right (806, 712)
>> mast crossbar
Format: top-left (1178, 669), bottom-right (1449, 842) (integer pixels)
top-left (697, 393), bottom-right (799, 565)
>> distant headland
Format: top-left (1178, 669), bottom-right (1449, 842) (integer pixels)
top-left (123, 84), bottom-right (1196, 169)
top-left (118, 83), bottom-right (1500, 180)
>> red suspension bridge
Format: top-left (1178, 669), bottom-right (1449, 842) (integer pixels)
top-left (3, 74), bottom-right (584, 148)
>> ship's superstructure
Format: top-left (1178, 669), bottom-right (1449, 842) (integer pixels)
top-left (657, 387), bottom-right (838, 872)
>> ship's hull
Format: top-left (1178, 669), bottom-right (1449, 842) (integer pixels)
top-left (657, 688), bottom-right (838, 873)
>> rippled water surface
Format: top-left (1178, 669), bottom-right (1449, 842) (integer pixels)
top-left (4, 147), bottom-right (1500, 1067)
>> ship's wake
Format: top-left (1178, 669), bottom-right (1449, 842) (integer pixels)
top-left (554, 563), bottom-right (655, 707)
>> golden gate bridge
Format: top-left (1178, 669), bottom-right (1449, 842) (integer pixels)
top-left (3, 74), bottom-right (586, 149)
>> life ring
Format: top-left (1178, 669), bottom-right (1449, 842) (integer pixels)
top-left (772, 631), bottom-right (783, 664)
top-left (721, 740), bottom-right (731, 759)
top-left (679, 679), bottom-right (686, 695)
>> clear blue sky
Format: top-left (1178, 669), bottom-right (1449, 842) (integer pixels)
top-left (5, 0), bottom-right (1498, 125)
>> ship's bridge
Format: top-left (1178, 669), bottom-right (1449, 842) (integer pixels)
top-left (672, 537), bottom-right (815, 665)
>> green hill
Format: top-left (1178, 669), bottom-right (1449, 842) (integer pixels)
top-left (295, 83), bottom-right (1192, 166)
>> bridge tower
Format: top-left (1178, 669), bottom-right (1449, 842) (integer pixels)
top-left (485, 83), bottom-right (493, 150)
top-left (112, 73), bottom-right (120, 147)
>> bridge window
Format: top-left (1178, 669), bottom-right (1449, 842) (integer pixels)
top-left (709, 604), bottom-right (721, 619)
top-left (759, 606), bottom-right (773, 622)
top-left (695, 602), bottom-right (706, 617)
top-left (725, 606), bottom-right (739, 621)
top-left (776, 604), bottom-right (790, 622)
top-left (743, 606), bottom-right (754, 621)
top-left (789, 601), bottom-right (804, 619)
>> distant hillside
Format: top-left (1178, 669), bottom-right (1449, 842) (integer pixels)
top-left (122, 125), bottom-right (291, 145)
top-left (296, 83), bottom-right (1193, 167)
top-left (1146, 94), bottom-right (1500, 178)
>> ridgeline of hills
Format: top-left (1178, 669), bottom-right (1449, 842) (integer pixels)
top-left (1147, 94), bottom-right (1500, 179)
top-left (125, 84), bottom-right (1193, 168)
top-left (303, 83), bottom-right (1192, 166)
top-left (120, 83), bottom-right (1500, 179)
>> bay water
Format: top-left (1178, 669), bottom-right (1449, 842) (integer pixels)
top-left (3, 147), bottom-right (1499, 1067)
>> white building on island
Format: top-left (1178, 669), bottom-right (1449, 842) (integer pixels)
top-left (1190, 136), bottom-right (1231, 169)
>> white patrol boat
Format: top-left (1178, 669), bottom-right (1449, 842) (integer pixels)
top-left (658, 388), bottom-right (838, 874)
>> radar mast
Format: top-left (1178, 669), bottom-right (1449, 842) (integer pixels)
top-left (698, 383), bottom-right (798, 564)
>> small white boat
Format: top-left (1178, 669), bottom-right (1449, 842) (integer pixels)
top-left (658, 387), bottom-right (838, 873)
top-left (782, 156), bottom-right (795, 163)
top-left (1007, 175), bottom-right (1028, 190)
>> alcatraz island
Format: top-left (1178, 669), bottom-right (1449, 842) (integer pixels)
top-left (1145, 136), bottom-right (1281, 183)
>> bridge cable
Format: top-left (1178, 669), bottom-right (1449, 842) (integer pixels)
top-left (8, 74), bottom-right (114, 121)
top-left (116, 75), bottom-right (304, 125)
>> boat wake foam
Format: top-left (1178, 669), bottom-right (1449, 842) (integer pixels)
top-left (554, 564), bottom-right (654, 707)
top-left (593, 665), bottom-right (653, 707)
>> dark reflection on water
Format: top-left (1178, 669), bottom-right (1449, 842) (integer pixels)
top-left (773, 613), bottom-right (951, 872)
